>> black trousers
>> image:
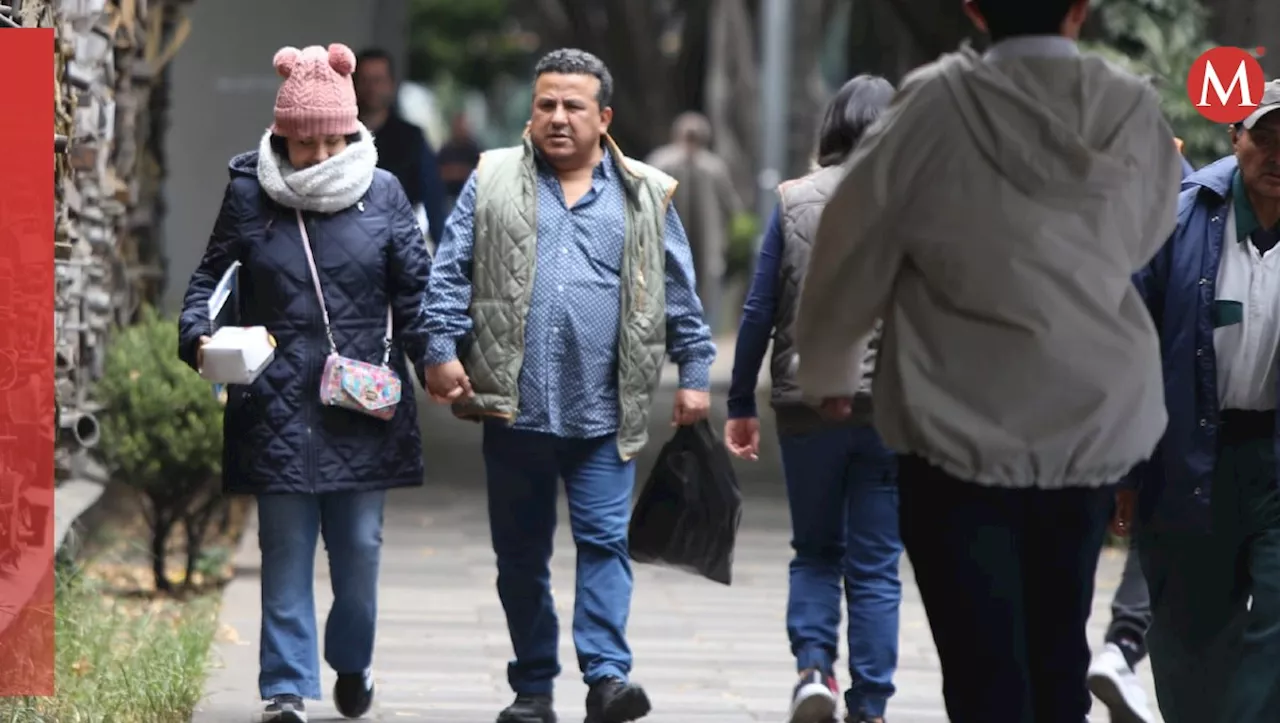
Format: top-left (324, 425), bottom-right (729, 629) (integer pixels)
top-left (1136, 411), bottom-right (1280, 723)
top-left (899, 456), bottom-right (1113, 723)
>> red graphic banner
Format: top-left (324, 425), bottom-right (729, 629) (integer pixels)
top-left (0, 27), bottom-right (57, 697)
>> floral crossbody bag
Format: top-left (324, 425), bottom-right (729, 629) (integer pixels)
top-left (295, 209), bottom-right (402, 421)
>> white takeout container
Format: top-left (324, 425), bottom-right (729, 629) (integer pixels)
top-left (200, 326), bottom-right (276, 385)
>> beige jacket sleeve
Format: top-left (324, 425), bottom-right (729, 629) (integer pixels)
top-left (794, 72), bottom-right (928, 399)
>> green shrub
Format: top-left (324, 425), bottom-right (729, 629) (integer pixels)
top-left (96, 306), bottom-right (225, 592)
top-left (1083, 0), bottom-right (1233, 169)
top-left (725, 211), bottom-right (762, 282)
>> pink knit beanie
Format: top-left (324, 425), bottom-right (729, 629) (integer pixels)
top-left (270, 43), bottom-right (359, 138)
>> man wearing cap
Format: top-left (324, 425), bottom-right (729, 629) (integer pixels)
top-left (1115, 79), bottom-right (1280, 722)
top-left (1083, 136), bottom-right (1196, 723)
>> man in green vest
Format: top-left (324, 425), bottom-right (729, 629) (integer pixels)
top-left (422, 48), bottom-right (716, 723)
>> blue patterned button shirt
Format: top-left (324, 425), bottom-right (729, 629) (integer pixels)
top-left (423, 147), bottom-right (716, 439)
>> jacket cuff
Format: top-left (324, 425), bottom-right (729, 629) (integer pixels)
top-left (426, 336), bottom-right (458, 367)
top-left (178, 332), bottom-right (202, 373)
top-left (678, 362), bottom-right (712, 391)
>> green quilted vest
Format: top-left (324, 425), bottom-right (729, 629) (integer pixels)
top-left (454, 135), bottom-right (676, 460)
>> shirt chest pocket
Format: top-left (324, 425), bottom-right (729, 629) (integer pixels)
top-left (1213, 299), bottom-right (1244, 329)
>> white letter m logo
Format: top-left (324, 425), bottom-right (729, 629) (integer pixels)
top-left (1198, 60), bottom-right (1257, 107)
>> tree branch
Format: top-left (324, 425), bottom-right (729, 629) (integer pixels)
top-left (674, 0), bottom-right (713, 111)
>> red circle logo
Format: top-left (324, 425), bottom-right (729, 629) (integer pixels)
top-left (1187, 47), bottom-right (1266, 123)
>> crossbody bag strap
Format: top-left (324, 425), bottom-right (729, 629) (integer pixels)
top-left (294, 209), bottom-right (395, 364)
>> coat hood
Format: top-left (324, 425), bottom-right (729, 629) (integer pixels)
top-left (938, 45), bottom-right (1150, 198)
top-left (228, 150), bottom-right (260, 179)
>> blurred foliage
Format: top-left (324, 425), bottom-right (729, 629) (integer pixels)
top-left (1083, 0), bottom-right (1233, 169)
top-left (406, 0), bottom-right (535, 88)
top-left (97, 306), bottom-right (225, 593)
top-left (725, 211), bottom-right (762, 282)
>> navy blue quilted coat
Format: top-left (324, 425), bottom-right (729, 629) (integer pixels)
top-left (178, 150), bottom-right (431, 495)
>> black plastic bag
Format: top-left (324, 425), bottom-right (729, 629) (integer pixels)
top-left (628, 420), bottom-right (743, 585)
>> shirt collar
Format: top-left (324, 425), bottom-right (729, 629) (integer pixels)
top-left (595, 145), bottom-right (614, 181)
top-left (1232, 169), bottom-right (1274, 243)
top-left (533, 141), bottom-right (614, 181)
top-left (984, 35), bottom-right (1080, 62)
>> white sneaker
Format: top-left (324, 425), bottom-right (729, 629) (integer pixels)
top-left (1087, 643), bottom-right (1154, 723)
top-left (788, 669), bottom-right (839, 723)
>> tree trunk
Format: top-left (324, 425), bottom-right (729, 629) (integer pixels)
top-left (784, 0), bottom-right (837, 178)
top-left (150, 509), bottom-right (172, 593)
top-left (705, 0), bottom-right (761, 210)
top-left (1204, 0), bottom-right (1280, 77)
top-left (182, 488), bottom-right (225, 589)
top-left (846, 0), bottom-right (978, 84)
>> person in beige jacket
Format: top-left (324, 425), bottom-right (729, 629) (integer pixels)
top-left (793, 1), bottom-right (1182, 721)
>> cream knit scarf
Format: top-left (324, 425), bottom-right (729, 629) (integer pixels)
top-left (256, 123), bottom-right (378, 213)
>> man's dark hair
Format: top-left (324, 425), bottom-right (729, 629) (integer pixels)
top-left (533, 48), bottom-right (613, 108)
top-left (816, 74), bottom-right (895, 167)
top-left (970, 0), bottom-right (1079, 41)
top-left (355, 47), bottom-right (395, 78)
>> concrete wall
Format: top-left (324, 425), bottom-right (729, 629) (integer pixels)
top-left (161, 0), bottom-right (406, 312)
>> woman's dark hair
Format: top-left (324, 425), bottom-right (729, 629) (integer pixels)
top-left (815, 74), bottom-right (896, 168)
top-left (269, 132), bottom-right (362, 157)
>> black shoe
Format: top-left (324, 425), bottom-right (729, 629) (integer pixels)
top-left (497, 694), bottom-right (557, 723)
top-left (261, 694), bottom-right (307, 723)
top-left (333, 671), bottom-right (375, 719)
top-left (585, 677), bottom-right (651, 723)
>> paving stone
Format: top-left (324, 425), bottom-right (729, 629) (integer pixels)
top-left (193, 391), bottom-right (1163, 723)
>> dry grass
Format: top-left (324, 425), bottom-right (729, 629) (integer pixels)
top-left (0, 494), bottom-right (251, 722)
top-left (0, 568), bottom-right (219, 723)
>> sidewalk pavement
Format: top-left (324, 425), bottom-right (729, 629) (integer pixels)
top-left (193, 372), bottom-right (1161, 723)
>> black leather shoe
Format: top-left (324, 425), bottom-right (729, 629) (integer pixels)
top-left (333, 672), bottom-right (374, 719)
top-left (585, 678), bottom-right (650, 723)
top-left (497, 694), bottom-right (557, 723)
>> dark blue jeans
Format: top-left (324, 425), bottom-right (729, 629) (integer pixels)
top-left (257, 490), bottom-right (385, 700)
top-left (779, 424), bottom-right (903, 718)
top-left (482, 424), bottom-right (637, 695)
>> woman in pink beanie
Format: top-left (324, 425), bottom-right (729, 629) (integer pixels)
top-left (177, 43), bottom-right (432, 723)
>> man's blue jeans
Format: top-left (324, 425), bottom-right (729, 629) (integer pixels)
top-left (482, 424), bottom-right (637, 695)
top-left (779, 424), bottom-right (902, 719)
top-left (257, 490), bottom-right (385, 700)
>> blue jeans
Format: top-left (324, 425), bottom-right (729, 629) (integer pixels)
top-left (257, 490), bottom-right (385, 700)
top-left (779, 424), bottom-right (902, 718)
top-left (482, 424), bottom-right (637, 695)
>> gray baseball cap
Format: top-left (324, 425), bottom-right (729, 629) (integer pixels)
top-left (1242, 79), bottom-right (1280, 129)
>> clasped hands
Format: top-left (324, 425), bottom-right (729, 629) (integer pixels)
top-left (424, 359), bottom-right (473, 404)
top-left (424, 360), bottom-right (712, 428)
